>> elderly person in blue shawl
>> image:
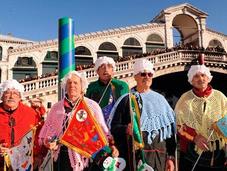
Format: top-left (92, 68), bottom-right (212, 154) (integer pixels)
top-left (109, 58), bottom-right (176, 171)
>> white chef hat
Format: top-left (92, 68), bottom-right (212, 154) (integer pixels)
top-left (187, 65), bottom-right (213, 84)
top-left (133, 58), bottom-right (154, 76)
top-left (0, 79), bottom-right (24, 99)
top-left (61, 71), bottom-right (88, 93)
top-left (94, 56), bottom-right (116, 72)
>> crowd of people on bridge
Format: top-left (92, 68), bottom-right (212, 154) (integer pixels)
top-left (18, 43), bottom-right (226, 84)
top-left (0, 55), bottom-right (226, 171)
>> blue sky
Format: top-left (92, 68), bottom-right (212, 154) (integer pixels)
top-left (0, 0), bottom-right (226, 41)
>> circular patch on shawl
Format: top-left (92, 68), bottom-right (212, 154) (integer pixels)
top-left (76, 109), bottom-right (87, 122)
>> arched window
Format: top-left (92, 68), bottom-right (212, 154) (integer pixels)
top-left (13, 57), bottom-right (37, 81)
top-left (75, 46), bottom-right (92, 56)
top-left (97, 42), bottom-right (118, 61)
top-left (207, 39), bottom-right (225, 53)
top-left (75, 46), bottom-right (93, 66)
top-left (122, 37), bottom-right (142, 57)
top-left (44, 51), bottom-right (58, 60)
top-left (208, 39), bottom-right (223, 48)
top-left (15, 57), bottom-right (36, 66)
top-left (124, 37), bottom-right (141, 46)
top-left (146, 34), bottom-right (165, 53)
top-left (42, 51), bottom-right (58, 75)
top-left (8, 46), bottom-right (13, 51)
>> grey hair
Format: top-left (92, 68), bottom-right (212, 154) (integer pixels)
top-left (61, 71), bottom-right (88, 93)
top-left (0, 79), bottom-right (24, 99)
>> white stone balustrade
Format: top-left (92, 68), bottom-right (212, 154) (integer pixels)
top-left (21, 50), bottom-right (227, 101)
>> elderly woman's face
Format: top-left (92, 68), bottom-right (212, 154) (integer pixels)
top-left (66, 74), bottom-right (82, 100)
top-left (2, 89), bottom-right (21, 110)
top-left (191, 72), bottom-right (209, 91)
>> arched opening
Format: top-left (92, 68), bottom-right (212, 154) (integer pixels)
top-left (207, 39), bottom-right (225, 53)
top-left (75, 46), bottom-right (93, 66)
top-left (8, 46), bottom-right (13, 51)
top-left (13, 57), bottom-right (37, 81)
top-left (97, 42), bottom-right (119, 61)
top-left (173, 27), bottom-right (182, 46)
top-left (172, 14), bottom-right (199, 48)
top-left (42, 51), bottom-right (58, 75)
top-left (146, 34), bottom-right (165, 53)
top-left (122, 37), bottom-right (142, 57)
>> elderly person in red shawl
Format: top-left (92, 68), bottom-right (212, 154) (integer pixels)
top-left (39, 71), bottom-right (119, 171)
top-left (175, 64), bottom-right (227, 171)
top-left (0, 79), bottom-right (37, 170)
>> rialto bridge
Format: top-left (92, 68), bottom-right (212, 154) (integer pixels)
top-left (0, 3), bottom-right (226, 107)
top-left (21, 50), bottom-right (226, 107)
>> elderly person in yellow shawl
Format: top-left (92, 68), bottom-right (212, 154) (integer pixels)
top-left (175, 64), bottom-right (227, 171)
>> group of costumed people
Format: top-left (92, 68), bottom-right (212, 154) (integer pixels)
top-left (0, 55), bottom-right (226, 171)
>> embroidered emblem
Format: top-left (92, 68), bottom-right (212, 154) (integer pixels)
top-left (76, 109), bottom-right (87, 122)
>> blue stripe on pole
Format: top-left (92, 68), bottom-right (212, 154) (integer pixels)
top-left (59, 23), bottom-right (74, 41)
top-left (59, 49), bottom-right (75, 70)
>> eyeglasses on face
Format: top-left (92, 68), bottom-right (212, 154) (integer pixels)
top-left (4, 90), bottom-right (20, 97)
top-left (140, 72), bottom-right (153, 77)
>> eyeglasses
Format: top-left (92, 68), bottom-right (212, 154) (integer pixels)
top-left (4, 90), bottom-right (20, 97)
top-left (140, 72), bottom-right (153, 77)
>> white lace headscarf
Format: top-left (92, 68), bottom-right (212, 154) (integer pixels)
top-left (133, 58), bottom-right (154, 76)
top-left (187, 65), bottom-right (213, 84)
top-left (61, 71), bottom-right (88, 94)
top-left (0, 79), bottom-right (24, 99)
top-left (94, 56), bottom-right (116, 72)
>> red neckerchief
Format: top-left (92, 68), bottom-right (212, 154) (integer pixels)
top-left (193, 85), bottom-right (212, 97)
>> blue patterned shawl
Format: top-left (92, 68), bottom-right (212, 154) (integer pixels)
top-left (138, 90), bottom-right (175, 144)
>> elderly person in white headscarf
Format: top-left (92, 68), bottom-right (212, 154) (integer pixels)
top-left (109, 58), bottom-right (176, 171)
top-left (86, 56), bottom-right (129, 124)
top-left (175, 64), bottom-right (227, 171)
top-left (0, 79), bottom-right (37, 170)
top-left (39, 71), bottom-right (119, 171)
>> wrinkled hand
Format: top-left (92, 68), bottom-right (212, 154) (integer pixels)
top-left (0, 144), bottom-right (9, 155)
top-left (126, 123), bottom-right (132, 136)
top-left (111, 145), bottom-right (119, 157)
top-left (193, 134), bottom-right (209, 151)
top-left (165, 159), bottom-right (174, 171)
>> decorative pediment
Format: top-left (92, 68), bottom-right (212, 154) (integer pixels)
top-left (152, 3), bottom-right (208, 23)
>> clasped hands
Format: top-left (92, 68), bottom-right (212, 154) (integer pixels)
top-left (0, 143), bottom-right (9, 156)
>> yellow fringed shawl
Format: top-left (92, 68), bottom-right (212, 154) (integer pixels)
top-left (175, 89), bottom-right (227, 153)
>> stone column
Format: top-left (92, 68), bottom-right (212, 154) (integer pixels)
top-left (199, 17), bottom-right (207, 48)
top-left (164, 15), bottom-right (174, 49)
top-left (1, 65), bottom-right (8, 82)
